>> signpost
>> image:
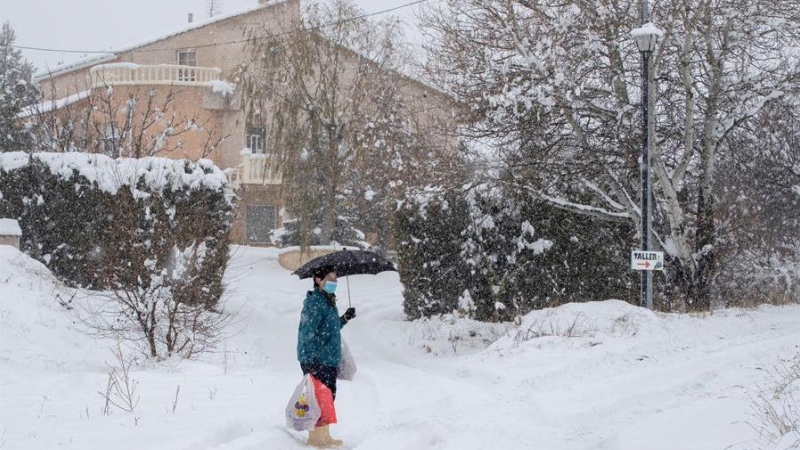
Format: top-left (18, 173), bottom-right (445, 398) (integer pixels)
top-left (631, 251), bottom-right (664, 271)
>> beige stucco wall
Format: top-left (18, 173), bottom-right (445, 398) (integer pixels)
top-left (397, 78), bottom-right (462, 152)
top-left (278, 248), bottom-right (337, 272)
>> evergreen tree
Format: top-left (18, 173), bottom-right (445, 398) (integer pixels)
top-left (0, 22), bottom-right (39, 152)
top-left (395, 187), bottom-right (473, 319)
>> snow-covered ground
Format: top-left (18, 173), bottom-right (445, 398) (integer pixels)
top-left (1, 245), bottom-right (798, 450)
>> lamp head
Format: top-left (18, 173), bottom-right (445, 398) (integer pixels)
top-left (631, 22), bottom-right (664, 52)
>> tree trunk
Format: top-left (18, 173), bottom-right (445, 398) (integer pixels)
top-left (320, 123), bottom-right (340, 244)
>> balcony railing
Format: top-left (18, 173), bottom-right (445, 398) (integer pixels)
top-left (226, 150), bottom-right (283, 188)
top-left (90, 63), bottom-right (221, 88)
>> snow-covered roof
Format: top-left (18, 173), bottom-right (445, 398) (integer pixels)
top-left (34, 0), bottom-right (288, 81)
top-left (17, 90), bottom-right (92, 118)
top-left (34, 54), bottom-right (117, 82)
top-left (0, 219), bottom-right (22, 237)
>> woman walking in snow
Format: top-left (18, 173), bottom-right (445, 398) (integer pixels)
top-left (297, 265), bottom-right (356, 447)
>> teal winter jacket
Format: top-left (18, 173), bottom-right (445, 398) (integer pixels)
top-left (297, 289), bottom-right (346, 367)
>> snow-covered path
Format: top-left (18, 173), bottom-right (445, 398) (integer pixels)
top-left (1, 245), bottom-right (798, 450)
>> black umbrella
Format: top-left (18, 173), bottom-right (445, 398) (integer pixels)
top-left (292, 249), bottom-right (397, 307)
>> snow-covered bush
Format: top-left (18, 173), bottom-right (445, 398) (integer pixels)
top-left (395, 183), bottom-right (634, 321)
top-left (0, 152), bottom-right (234, 358)
top-left (395, 187), bottom-right (473, 320)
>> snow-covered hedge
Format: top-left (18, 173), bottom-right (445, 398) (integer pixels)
top-left (0, 152), bottom-right (234, 310)
top-left (395, 184), bottom-right (634, 322)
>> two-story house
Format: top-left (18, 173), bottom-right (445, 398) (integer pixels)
top-left (30, 0), bottom-right (457, 246)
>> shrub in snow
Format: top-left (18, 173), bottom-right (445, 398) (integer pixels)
top-left (746, 354), bottom-right (800, 449)
top-left (395, 187), bottom-right (473, 319)
top-left (396, 183), bottom-right (633, 322)
top-left (0, 152), bottom-right (234, 358)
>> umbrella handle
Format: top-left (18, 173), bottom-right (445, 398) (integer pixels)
top-left (346, 275), bottom-right (352, 308)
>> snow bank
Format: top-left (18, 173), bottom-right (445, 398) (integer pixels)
top-left (0, 246), bottom-right (102, 372)
top-left (492, 299), bottom-right (661, 352)
top-left (2, 243), bottom-right (800, 450)
top-left (0, 152), bottom-right (231, 202)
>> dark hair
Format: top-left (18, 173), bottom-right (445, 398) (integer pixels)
top-left (312, 266), bottom-right (335, 287)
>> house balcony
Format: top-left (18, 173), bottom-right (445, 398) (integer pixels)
top-left (226, 150), bottom-right (283, 188)
top-left (89, 63), bottom-right (222, 88)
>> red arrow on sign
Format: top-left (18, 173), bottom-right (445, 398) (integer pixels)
top-left (637, 261), bottom-right (651, 268)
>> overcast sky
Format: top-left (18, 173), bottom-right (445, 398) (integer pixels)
top-left (0, 0), bottom-right (427, 73)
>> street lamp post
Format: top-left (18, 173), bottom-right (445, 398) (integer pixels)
top-left (631, 9), bottom-right (662, 310)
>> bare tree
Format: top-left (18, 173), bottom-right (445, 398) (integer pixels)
top-left (84, 238), bottom-right (232, 359)
top-left (235, 0), bottom-right (461, 247)
top-left (28, 81), bottom-right (226, 159)
top-left (422, 0), bottom-right (800, 310)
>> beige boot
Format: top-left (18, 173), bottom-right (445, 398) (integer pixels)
top-left (322, 426), bottom-right (343, 447)
top-left (307, 427), bottom-right (328, 447)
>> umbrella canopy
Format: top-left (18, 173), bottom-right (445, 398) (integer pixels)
top-left (292, 249), bottom-right (396, 279)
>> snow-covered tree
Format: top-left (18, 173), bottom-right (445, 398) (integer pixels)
top-left (0, 154), bottom-right (235, 359)
top-left (343, 105), bottom-right (467, 252)
top-left (713, 96), bottom-right (800, 305)
top-left (461, 184), bottom-right (634, 320)
top-left (0, 22), bottom-right (39, 152)
top-left (422, 0), bottom-right (800, 310)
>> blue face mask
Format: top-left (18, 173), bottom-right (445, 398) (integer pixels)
top-left (323, 281), bottom-right (338, 294)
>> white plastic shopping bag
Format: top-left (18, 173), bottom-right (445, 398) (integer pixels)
top-left (338, 340), bottom-right (357, 381)
top-left (285, 374), bottom-right (321, 431)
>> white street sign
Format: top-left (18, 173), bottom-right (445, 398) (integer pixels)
top-left (631, 251), bottom-right (664, 271)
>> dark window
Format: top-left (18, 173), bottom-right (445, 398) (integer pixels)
top-left (246, 205), bottom-right (276, 243)
top-left (246, 124), bottom-right (266, 154)
top-left (177, 50), bottom-right (197, 81)
top-left (178, 50), bottom-right (197, 66)
top-left (249, 134), bottom-right (264, 154)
